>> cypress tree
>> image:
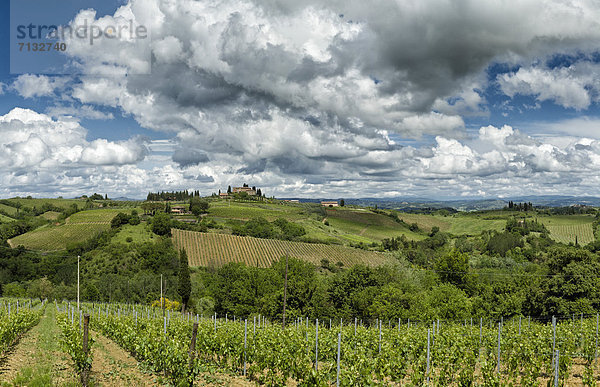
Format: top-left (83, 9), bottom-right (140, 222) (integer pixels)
top-left (178, 249), bottom-right (191, 313)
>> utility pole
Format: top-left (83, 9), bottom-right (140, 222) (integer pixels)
top-left (282, 254), bottom-right (289, 328)
top-left (77, 255), bottom-right (80, 312)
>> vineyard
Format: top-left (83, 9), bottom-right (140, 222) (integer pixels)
top-left (0, 299), bottom-right (43, 354)
top-left (80, 301), bottom-right (600, 386)
top-left (547, 223), bottom-right (595, 245)
top-left (6, 208), bottom-right (133, 250)
top-left (8, 223), bottom-right (110, 250)
top-left (171, 229), bottom-right (395, 267)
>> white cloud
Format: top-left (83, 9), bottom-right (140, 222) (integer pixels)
top-left (6, 0), bottom-right (600, 198)
top-left (497, 66), bottom-right (594, 110)
top-left (11, 75), bottom-right (67, 99)
top-left (0, 108), bottom-right (147, 171)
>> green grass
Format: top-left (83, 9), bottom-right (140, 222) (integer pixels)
top-left (0, 306), bottom-right (79, 387)
top-left (430, 213), bottom-right (506, 235)
top-left (0, 213), bottom-right (14, 223)
top-left (0, 203), bottom-right (18, 216)
top-left (111, 223), bottom-right (155, 244)
top-left (67, 209), bottom-right (132, 223)
top-left (5, 198), bottom-right (86, 210)
top-left (325, 208), bottom-right (424, 242)
top-left (38, 211), bottom-right (61, 221)
top-left (208, 201), bottom-right (305, 221)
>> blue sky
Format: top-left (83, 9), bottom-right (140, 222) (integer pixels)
top-left (2, 0), bottom-right (600, 199)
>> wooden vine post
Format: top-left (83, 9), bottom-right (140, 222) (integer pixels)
top-left (188, 322), bottom-right (199, 386)
top-left (82, 314), bottom-right (90, 386)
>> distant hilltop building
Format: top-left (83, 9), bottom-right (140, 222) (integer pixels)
top-left (321, 201), bottom-right (339, 207)
top-left (170, 205), bottom-right (188, 214)
top-left (219, 184), bottom-right (263, 198)
top-left (233, 187), bottom-right (256, 195)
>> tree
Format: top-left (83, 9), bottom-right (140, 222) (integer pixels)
top-left (434, 249), bottom-right (469, 288)
top-left (227, 185), bottom-right (232, 194)
top-left (178, 249), bottom-right (191, 312)
top-left (189, 197), bottom-right (209, 215)
top-left (27, 277), bottom-right (54, 301)
top-left (340, 199), bottom-right (345, 207)
top-left (111, 212), bottom-right (130, 228)
top-left (151, 212), bottom-right (172, 236)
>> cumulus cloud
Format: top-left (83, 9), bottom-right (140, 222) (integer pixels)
top-left (0, 108), bottom-right (147, 171)
top-left (6, 0), bottom-right (600, 198)
top-left (11, 75), bottom-right (67, 99)
top-left (497, 63), bottom-right (600, 110)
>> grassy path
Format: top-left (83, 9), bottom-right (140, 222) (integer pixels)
top-left (89, 331), bottom-right (157, 386)
top-left (0, 306), bottom-right (78, 386)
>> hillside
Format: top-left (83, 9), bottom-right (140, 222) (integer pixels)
top-left (7, 208), bottom-right (136, 250)
top-left (205, 201), bottom-right (423, 245)
top-left (171, 229), bottom-right (395, 267)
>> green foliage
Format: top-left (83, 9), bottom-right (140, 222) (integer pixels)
top-left (189, 197), bottom-right (209, 215)
top-left (57, 309), bottom-right (94, 378)
top-left (232, 217), bottom-right (276, 238)
top-left (0, 305), bottom-right (42, 354)
top-left (151, 212), bottom-right (172, 236)
top-left (434, 249), bottom-right (469, 288)
top-left (110, 212), bottom-right (131, 228)
top-left (178, 249), bottom-right (191, 311)
top-left (486, 231), bottom-right (523, 256)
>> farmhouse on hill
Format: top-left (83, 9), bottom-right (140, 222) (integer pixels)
top-left (233, 186), bottom-right (256, 195)
top-left (170, 205), bottom-right (188, 214)
top-left (321, 201), bottom-right (339, 207)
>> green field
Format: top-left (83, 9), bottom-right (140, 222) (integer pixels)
top-left (8, 223), bottom-right (110, 250)
top-left (7, 208), bottom-right (129, 250)
top-left (67, 208), bottom-right (134, 223)
top-left (0, 213), bottom-right (14, 223)
top-left (38, 211), bottom-right (61, 220)
top-left (539, 214), bottom-right (596, 245)
top-left (0, 203), bottom-right (18, 216)
top-left (325, 208), bottom-right (424, 242)
top-left (111, 223), bottom-right (155, 244)
top-left (4, 198), bottom-right (86, 210)
top-left (208, 201), bottom-right (305, 221)
top-left (205, 201), bottom-right (425, 245)
top-left (172, 229), bottom-right (395, 268)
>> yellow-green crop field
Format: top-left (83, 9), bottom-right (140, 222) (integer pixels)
top-left (171, 229), bottom-right (395, 268)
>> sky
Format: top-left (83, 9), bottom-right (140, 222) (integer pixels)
top-left (2, 0), bottom-right (600, 200)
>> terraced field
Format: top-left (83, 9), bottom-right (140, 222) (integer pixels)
top-left (171, 229), bottom-right (395, 268)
